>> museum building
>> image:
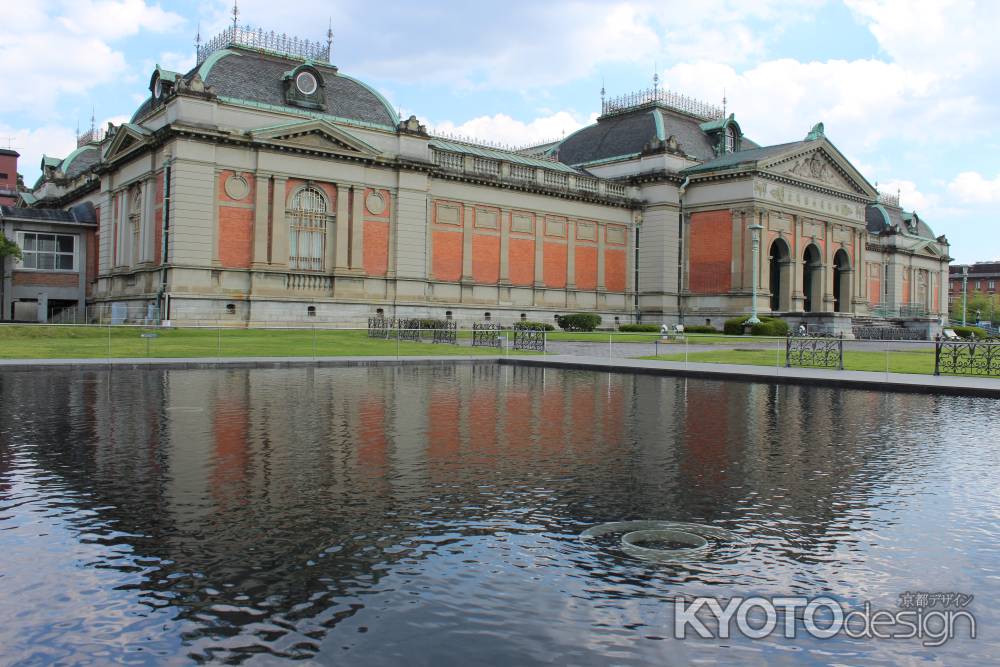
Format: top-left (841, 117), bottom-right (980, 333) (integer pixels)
top-left (7, 22), bottom-right (951, 334)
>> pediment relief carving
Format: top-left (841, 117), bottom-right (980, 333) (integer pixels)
top-left (770, 150), bottom-right (855, 192)
top-left (250, 120), bottom-right (381, 157)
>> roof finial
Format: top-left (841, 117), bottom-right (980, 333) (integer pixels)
top-left (653, 62), bottom-right (659, 92)
top-left (722, 88), bottom-right (727, 117)
top-left (195, 22), bottom-right (201, 55)
top-left (232, 0), bottom-right (239, 31)
top-left (600, 76), bottom-right (606, 108)
top-left (90, 106), bottom-right (95, 135)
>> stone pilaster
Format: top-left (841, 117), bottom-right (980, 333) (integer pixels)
top-left (251, 174), bottom-right (269, 267)
top-left (271, 176), bottom-right (288, 267)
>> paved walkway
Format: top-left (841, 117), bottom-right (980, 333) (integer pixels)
top-left (2, 353), bottom-right (998, 398)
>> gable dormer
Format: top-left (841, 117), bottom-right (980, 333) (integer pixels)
top-left (283, 63), bottom-right (326, 111)
top-left (700, 113), bottom-right (743, 157)
top-left (149, 66), bottom-right (178, 106)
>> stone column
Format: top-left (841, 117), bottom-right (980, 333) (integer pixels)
top-left (533, 216), bottom-right (544, 286)
top-left (350, 187), bottom-right (365, 271)
top-left (271, 176), bottom-right (288, 267)
top-left (597, 222), bottom-right (606, 290)
top-left (252, 174), bottom-right (269, 267)
top-left (462, 205), bottom-right (474, 281)
top-left (499, 209), bottom-right (510, 284)
top-left (325, 189), bottom-right (337, 272)
top-left (335, 184), bottom-right (350, 270)
top-left (566, 220), bottom-right (576, 290)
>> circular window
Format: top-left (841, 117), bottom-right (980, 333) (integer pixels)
top-left (153, 75), bottom-right (162, 99)
top-left (295, 71), bottom-right (318, 96)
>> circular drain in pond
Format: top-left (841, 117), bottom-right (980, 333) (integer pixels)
top-left (580, 521), bottom-right (749, 563)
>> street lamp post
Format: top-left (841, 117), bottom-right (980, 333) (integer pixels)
top-left (962, 265), bottom-right (969, 326)
top-left (746, 222), bottom-right (763, 326)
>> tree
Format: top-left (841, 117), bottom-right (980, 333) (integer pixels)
top-left (0, 232), bottom-right (20, 262)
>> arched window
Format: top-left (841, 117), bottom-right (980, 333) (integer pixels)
top-left (725, 126), bottom-right (737, 153)
top-left (288, 186), bottom-right (330, 271)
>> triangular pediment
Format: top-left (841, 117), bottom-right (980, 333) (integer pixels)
top-left (103, 123), bottom-right (152, 163)
top-left (762, 140), bottom-right (876, 198)
top-left (250, 120), bottom-right (381, 157)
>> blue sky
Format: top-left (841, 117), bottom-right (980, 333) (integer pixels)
top-left (2, 0), bottom-right (997, 263)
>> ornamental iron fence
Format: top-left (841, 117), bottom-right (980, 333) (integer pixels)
top-left (853, 326), bottom-right (925, 341)
top-left (512, 328), bottom-right (546, 352)
top-left (786, 333), bottom-right (844, 370)
top-left (367, 316), bottom-right (392, 339)
top-left (935, 337), bottom-right (1000, 376)
top-left (432, 320), bottom-right (458, 345)
top-left (396, 318), bottom-right (422, 342)
top-left (472, 321), bottom-right (502, 348)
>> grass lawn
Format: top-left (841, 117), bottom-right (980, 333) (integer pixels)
top-left (641, 348), bottom-right (938, 375)
top-left (0, 325), bottom-right (529, 360)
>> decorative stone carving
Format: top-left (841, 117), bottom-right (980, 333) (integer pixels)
top-left (224, 173), bottom-right (250, 201)
top-left (365, 189), bottom-right (386, 215)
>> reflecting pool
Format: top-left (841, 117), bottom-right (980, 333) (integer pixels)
top-left (1, 365), bottom-right (997, 665)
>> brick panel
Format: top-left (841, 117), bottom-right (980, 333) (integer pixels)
top-left (218, 206), bottom-right (253, 268)
top-left (472, 234), bottom-right (500, 284)
top-left (605, 249), bottom-right (626, 292)
top-left (689, 210), bottom-right (732, 294)
top-left (363, 220), bottom-right (389, 276)
top-left (543, 242), bottom-right (567, 288)
top-left (432, 230), bottom-right (463, 281)
top-left (508, 237), bottom-right (535, 286)
top-left (217, 170), bottom-right (255, 204)
top-left (575, 245), bottom-right (597, 290)
top-left (13, 272), bottom-right (78, 287)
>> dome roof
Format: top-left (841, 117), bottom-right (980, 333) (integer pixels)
top-left (556, 107), bottom-right (720, 166)
top-left (197, 48), bottom-right (397, 128)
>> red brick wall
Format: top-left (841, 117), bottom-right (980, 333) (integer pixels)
top-left (543, 242), bottom-right (567, 288)
top-left (472, 235), bottom-right (500, 283)
top-left (432, 231), bottom-right (463, 281)
top-left (605, 249), bottom-right (626, 292)
top-left (218, 207), bottom-right (253, 268)
top-left (689, 210), bottom-right (732, 294)
top-left (575, 245), bottom-right (597, 290)
top-left (13, 272), bottom-right (78, 287)
top-left (364, 220), bottom-right (389, 276)
top-left (508, 237), bottom-right (535, 286)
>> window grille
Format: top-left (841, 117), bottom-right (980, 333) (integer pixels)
top-left (288, 186), bottom-right (330, 271)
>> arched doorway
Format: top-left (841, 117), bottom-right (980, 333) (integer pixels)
top-left (833, 249), bottom-right (851, 313)
top-left (803, 244), bottom-right (822, 313)
top-left (769, 238), bottom-right (791, 311)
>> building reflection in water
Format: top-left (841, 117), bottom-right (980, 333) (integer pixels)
top-left (0, 365), bottom-right (968, 663)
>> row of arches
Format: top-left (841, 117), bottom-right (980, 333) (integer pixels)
top-left (767, 239), bottom-right (851, 313)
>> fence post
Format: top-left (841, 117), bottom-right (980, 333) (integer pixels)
top-left (784, 334), bottom-right (791, 368)
top-left (934, 335), bottom-right (941, 376)
top-left (838, 333), bottom-right (844, 371)
top-left (609, 332), bottom-right (613, 359)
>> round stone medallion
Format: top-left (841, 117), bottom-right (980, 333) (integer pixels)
top-left (225, 174), bottom-right (250, 201)
top-left (365, 190), bottom-right (386, 215)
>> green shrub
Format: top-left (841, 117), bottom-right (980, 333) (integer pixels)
top-left (618, 323), bottom-right (660, 332)
top-left (723, 315), bottom-right (788, 336)
top-left (418, 318), bottom-right (449, 329)
top-left (951, 325), bottom-right (989, 339)
top-left (513, 320), bottom-right (555, 331)
top-left (683, 325), bottom-right (717, 334)
top-left (555, 313), bottom-right (602, 331)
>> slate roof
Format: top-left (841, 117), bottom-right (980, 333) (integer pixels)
top-left (557, 107), bottom-right (721, 166)
top-left (193, 49), bottom-right (396, 128)
top-left (0, 202), bottom-right (97, 225)
top-left (866, 203), bottom-right (938, 240)
top-left (61, 145), bottom-right (100, 180)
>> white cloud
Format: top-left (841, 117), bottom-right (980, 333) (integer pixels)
top-left (0, 124), bottom-right (77, 183)
top-left (427, 111), bottom-right (598, 148)
top-left (948, 172), bottom-right (1000, 205)
top-left (0, 1), bottom-right (184, 116)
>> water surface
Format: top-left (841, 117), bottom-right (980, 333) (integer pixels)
top-left (0, 365), bottom-right (997, 665)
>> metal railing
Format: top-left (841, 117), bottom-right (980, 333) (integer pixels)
top-left (786, 333), bottom-right (844, 370)
top-left (935, 337), bottom-right (1000, 376)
